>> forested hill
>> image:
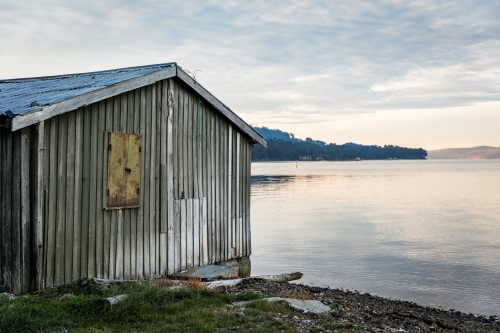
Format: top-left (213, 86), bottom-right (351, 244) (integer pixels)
top-left (252, 127), bottom-right (427, 161)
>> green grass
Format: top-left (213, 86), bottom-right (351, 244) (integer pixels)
top-left (0, 283), bottom-right (296, 333)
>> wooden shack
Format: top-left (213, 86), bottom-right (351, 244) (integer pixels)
top-left (0, 63), bottom-right (266, 294)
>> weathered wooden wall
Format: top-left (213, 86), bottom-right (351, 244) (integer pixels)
top-left (0, 126), bottom-right (39, 294)
top-left (171, 81), bottom-right (252, 273)
top-left (41, 80), bottom-right (168, 288)
top-left (36, 77), bottom-right (253, 289)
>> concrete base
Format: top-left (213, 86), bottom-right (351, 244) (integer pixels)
top-left (171, 265), bottom-right (240, 281)
top-left (170, 256), bottom-right (251, 281)
top-left (216, 256), bottom-right (251, 277)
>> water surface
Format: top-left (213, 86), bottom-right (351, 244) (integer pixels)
top-left (250, 160), bottom-right (500, 316)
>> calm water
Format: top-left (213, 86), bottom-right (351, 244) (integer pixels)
top-left (250, 160), bottom-right (500, 316)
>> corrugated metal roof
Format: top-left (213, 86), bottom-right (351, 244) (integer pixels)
top-left (0, 63), bottom-right (176, 117)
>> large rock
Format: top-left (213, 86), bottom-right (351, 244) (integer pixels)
top-left (232, 297), bottom-right (331, 314)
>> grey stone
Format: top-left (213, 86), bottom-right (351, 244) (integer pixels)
top-left (205, 278), bottom-right (244, 289)
top-left (286, 299), bottom-right (331, 314)
top-left (232, 297), bottom-right (331, 314)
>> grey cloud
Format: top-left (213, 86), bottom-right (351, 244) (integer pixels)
top-left (1, 0), bottom-right (499, 118)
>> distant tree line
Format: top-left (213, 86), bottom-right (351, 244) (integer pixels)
top-left (252, 127), bottom-right (427, 161)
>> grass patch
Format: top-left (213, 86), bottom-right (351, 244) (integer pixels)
top-left (0, 283), bottom-right (296, 333)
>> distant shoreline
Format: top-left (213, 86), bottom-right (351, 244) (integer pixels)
top-left (427, 146), bottom-right (500, 159)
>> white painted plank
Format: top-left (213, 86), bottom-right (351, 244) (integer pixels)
top-left (193, 198), bottom-right (200, 267)
top-left (180, 199), bottom-right (187, 271)
top-left (201, 197), bottom-right (208, 265)
top-left (186, 198), bottom-right (193, 268)
top-left (174, 199), bottom-right (181, 272)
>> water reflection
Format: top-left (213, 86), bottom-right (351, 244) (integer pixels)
top-left (250, 160), bottom-right (500, 316)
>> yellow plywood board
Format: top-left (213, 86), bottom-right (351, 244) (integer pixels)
top-left (107, 132), bottom-right (141, 209)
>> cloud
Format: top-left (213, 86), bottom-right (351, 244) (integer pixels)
top-left (1, 0), bottom-right (499, 147)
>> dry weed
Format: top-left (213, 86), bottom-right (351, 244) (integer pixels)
top-left (285, 290), bottom-right (314, 300)
top-left (186, 276), bottom-right (206, 290)
top-left (153, 279), bottom-right (182, 288)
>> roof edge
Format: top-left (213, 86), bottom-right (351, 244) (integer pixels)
top-left (176, 67), bottom-right (266, 148)
top-left (11, 65), bottom-right (177, 131)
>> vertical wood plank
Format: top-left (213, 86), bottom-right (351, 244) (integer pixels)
top-left (89, 102), bottom-right (103, 279)
top-left (214, 118), bottom-right (220, 263)
top-left (192, 97), bottom-right (198, 199)
top-left (246, 143), bottom-right (252, 256)
top-left (115, 210), bottom-right (123, 279)
top-left (97, 101), bottom-right (109, 278)
top-left (160, 82), bottom-right (168, 239)
top-left (1, 130), bottom-right (12, 290)
top-left (155, 82), bottom-right (162, 276)
top-left (109, 97), bottom-right (120, 280)
top-left (11, 131), bottom-right (22, 293)
top-left (20, 128), bottom-right (30, 293)
top-left (186, 198), bottom-right (193, 268)
top-left (142, 86), bottom-right (151, 277)
top-left (228, 126), bottom-right (233, 250)
top-left (64, 112), bottom-right (75, 285)
top-left (44, 117), bottom-right (59, 287)
top-left (167, 79), bottom-right (175, 275)
top-left (221, 122), bottom-right (227, 261)
top-left (137, 87), bottom-right (146, 279)
top-left (175, 85), bottom-right (182, 201)
top-left (103, 99), bottom-right (113, 279)
top-left (55, 113), bottom-right (68, 286)
top-left (132, 88), bottom-right (141, 278)
top-left (121, 92), bottom-right (130, 280)
top-left (236, 132), bottom-right (241, 256)
top-left (209, 114), bottom-right (215, 263)
top-left (35, 121), bottom-right (45, 290)
top-left (72, 112), bottom-right (82, 282)
top-left (197, 101), bottom-right (203, 200)
top-left (150, 83), bottom-right (158, 276)
top-left (80, 110), bottom-right (90, 281)
top-left (183, 91), bottom-right (189, 199)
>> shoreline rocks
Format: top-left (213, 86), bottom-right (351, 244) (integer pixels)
top-left (219, 278), bottom-right (500, 333)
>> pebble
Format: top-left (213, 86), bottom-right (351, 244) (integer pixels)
top-left (220, 278), bottom-right (500, 333)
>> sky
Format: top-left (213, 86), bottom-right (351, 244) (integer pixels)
top-left (1, 0), bottom-right (499, 150)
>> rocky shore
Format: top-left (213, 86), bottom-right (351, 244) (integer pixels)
top-left (219, 278), bottom-right (500, 333)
